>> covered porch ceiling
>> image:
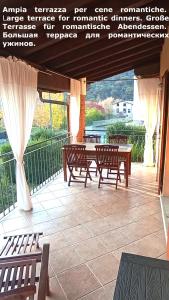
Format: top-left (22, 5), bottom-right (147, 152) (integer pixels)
top-left (0, 0), bottom-right (168, 84)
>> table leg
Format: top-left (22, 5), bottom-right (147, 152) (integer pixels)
top-left (125, 160), bottom-right (128, 188)
top-left (129, 152), bottom-right (131, 175)
top-left (63, 149), bottom-right (67, 182)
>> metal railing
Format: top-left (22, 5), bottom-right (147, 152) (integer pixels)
top-left (0, 132), bottom-right (70, 218)
top-left (0, 158), bottom-right (16, 217)
top-left (84, 128), bottom-right (157, 163)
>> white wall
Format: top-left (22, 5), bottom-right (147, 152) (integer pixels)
top-left (113, 101), bottom-right (133, 115)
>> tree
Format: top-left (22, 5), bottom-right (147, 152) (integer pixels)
top-left (33, 92), bottom-right (66, 129)
top-left (99, 97), bottom-right (114, 116)
top-left (86, 101), bottom-right (105, 113)
top-left (86, 108), bottom-right (105, 125)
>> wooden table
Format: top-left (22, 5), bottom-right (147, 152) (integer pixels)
top-left (113, 252), bottom-right (169, 300)
top-left (62, 143), bottom-right (132, 187)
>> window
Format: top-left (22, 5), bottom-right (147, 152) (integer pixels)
top-left (123, 103), bottom-right (126, 106)
top-left (117, 103), bottom-right (119, 106)
top-left (34, 91), bottom-right (68, 131)
top-left (123, 108), bottom-right (126, 113)
top-left (128, 109), bottom-right (131, 113)
top-left (116, 108), bottom-right (119, 113)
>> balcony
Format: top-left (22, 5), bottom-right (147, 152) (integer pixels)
top-left (0, 162), bottom-right (165, 300)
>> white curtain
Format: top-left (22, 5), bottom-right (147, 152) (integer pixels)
top-left (70, 79), bottom-right (81, 143)
top-left (0, 56), bottom-right (38, 210)
top-left (133, 76), bottom-right (144, 121)
top-left (137, 78), bottom-right (160, 166)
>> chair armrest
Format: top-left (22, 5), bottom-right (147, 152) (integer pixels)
top-left (0, 251), bottom-right (42, 262)
top-left (0, 285), bottom-right (36, 299)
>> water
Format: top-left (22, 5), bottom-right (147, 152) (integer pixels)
top-left (85, 125), bottom-right (106, 143)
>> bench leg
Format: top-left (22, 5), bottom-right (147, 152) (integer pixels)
top-left (46, 275), bottom-right (50, 296)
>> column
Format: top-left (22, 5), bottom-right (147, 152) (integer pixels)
top-left (77, 78), bottom-right (86, 142)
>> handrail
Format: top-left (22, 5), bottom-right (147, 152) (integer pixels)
top-left (0, 131), bottom-right (70, 160)
top-left (84, 128), bottom-right (146, 133)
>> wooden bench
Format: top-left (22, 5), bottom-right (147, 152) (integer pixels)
top-left (0, 232), bottom-right (50, 300)
top-left (0, 232), bottom-right (43, 257)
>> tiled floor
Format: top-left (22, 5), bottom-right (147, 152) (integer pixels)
top-left (0, 163), bottom-right (166, 300)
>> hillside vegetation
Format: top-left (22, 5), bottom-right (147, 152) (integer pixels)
top-left (87, 70), bottom-right (134, 101)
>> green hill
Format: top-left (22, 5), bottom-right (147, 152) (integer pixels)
top-left (87, 70), bottom-right (134, 101)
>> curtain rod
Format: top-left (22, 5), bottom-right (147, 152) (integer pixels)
top-left (2, 52), bottom-right (73, 80)
top-left (25, 58), bottom-right (72, 80)
top-left (1, 53), bottom-right (160, 82)
top-left (44, 68), bottom-right (71, 80)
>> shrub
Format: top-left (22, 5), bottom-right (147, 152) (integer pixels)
top-left (31, 127), bottom-right (58, 141)
top-left (106, 122), bottom-right (146, 162)
top-left (106, 122), bottom-right (145, 143)
top-left (106, 122), bottom-right (145, 136)
top-left (0, 174), bottom-right (16, 214)
top-left (0, 143), bottom-right (12, 155)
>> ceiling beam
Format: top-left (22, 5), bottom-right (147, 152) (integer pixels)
top-left (58, 41), bottom-right (162, 75)
top-left (71, 46), bottom-right (162, 77)
top-left (70, 51), bottom-right (160, 78)
top-left (10, 0), bottom-right (96, 56)
top-left (47, 38), bottom-right (132, 69)
top-left (0, 0), bottom-right (97, 57)
top-left (88, 55), bottom-right (160, 81)
top-left (1, 0), bottom-right (35, 8)
top-left (24, 0), bottom-right (155, 58)
top-left (88, 66), bottom-right (135, 82)
top-left (1, 0), bottom-right (95, 13)
top-left (52, 39), bottom-right (161, 72)
top-left (25, 0), bottom-right (155, 63)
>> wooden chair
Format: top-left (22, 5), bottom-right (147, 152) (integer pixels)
top-left (83, 134), bottom-right (101, 143)
top-left (95, 145), bottom-right (121, 189)
top-left (0, 243), bottom-right (50, 300)
top-left (64, 144), bottom-right (92, 187)
top-left (108, 134), bottom-right (128, 144)
top-left (82, 135), bottom-right (101, 176)
top-left (108, 134), bottom-right (128, 179)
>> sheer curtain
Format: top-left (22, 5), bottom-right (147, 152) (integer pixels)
top-left (0, 56), bottom-right (38, 210)
top-left (70, 79), bottom-right (81, 143)
top-left (133, 75), bottom-right (144, 121)
top-left (137, 78), bottom-right (160, 166)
